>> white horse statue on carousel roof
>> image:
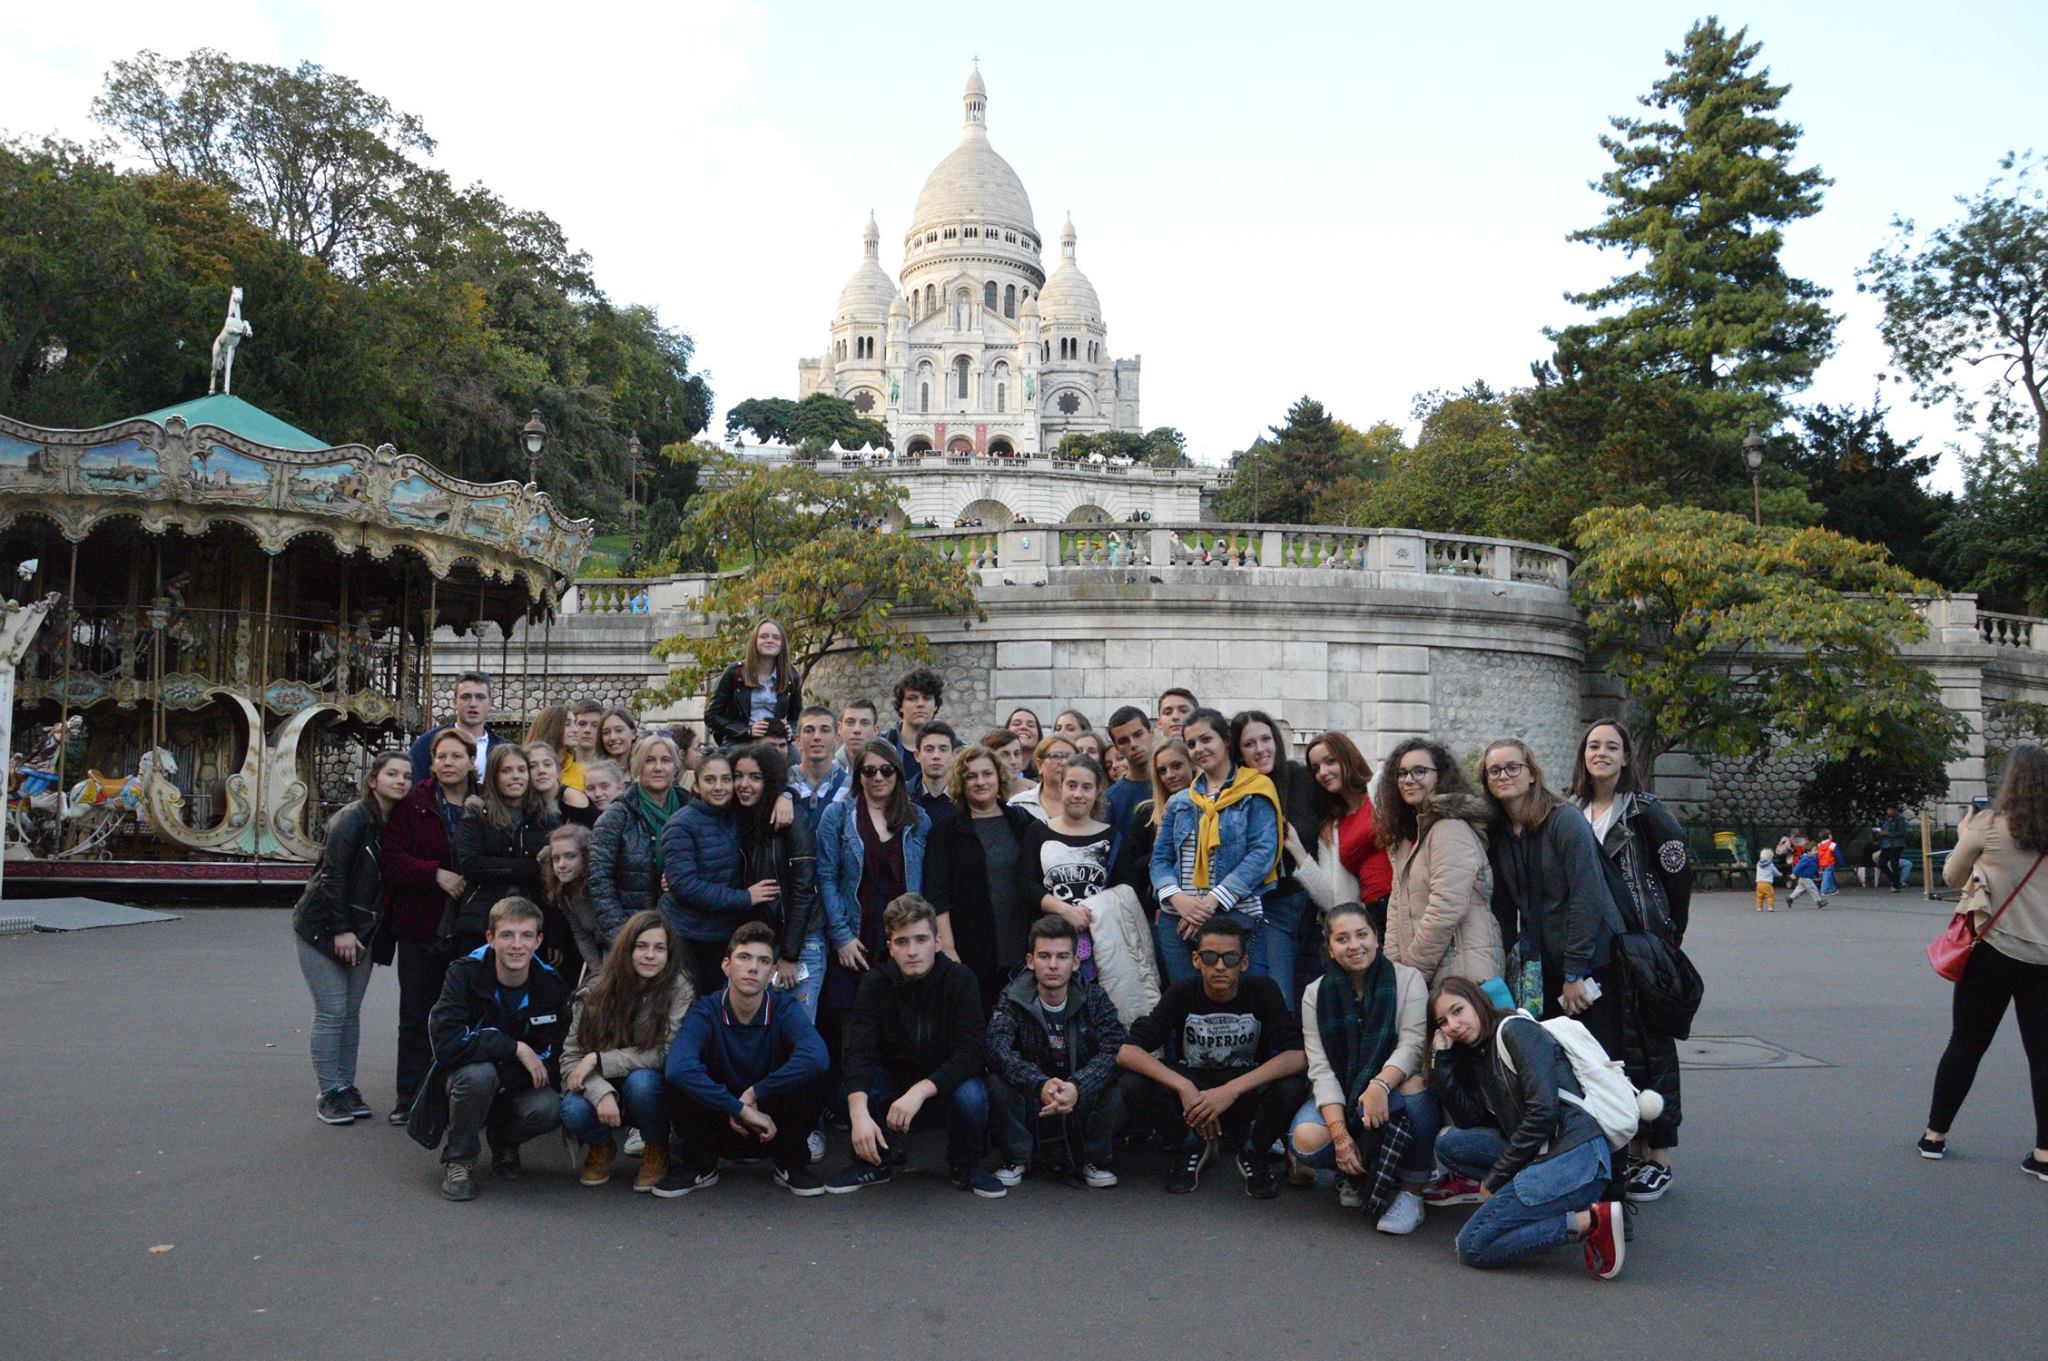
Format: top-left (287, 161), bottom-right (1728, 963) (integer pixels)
top-left (209, 286), bottom-right (253, 396)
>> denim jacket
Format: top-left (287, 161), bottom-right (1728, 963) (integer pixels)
top-left (1149, 766), bottom-right (1282, 917)
top-left (816, 799), bottom-right (930, 949)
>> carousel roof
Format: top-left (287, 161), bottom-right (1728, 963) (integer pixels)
top-left (0, 393), bottom-right (594, 608)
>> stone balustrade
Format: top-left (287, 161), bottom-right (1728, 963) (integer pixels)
top-left (1979, 610), bottom-right (2043, 651)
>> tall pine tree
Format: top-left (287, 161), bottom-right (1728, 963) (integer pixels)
top-left (1519, 18), bottom-right (1835, 527)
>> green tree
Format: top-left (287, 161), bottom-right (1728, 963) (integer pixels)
top-left (651, 462), bottom-right (981, 699)
top-left (1797, 708), bottom-right (1954, 827)
top-left (92, 47), bottom-right (433, 268)
top-left (724, 393), bottom-right (888, 451)
top-left (1780, 400), bottom-right (1957, 586)
top-left (1862, 152), bottom-right (2048, 460)
top-left (1931, 440), bottom-right (2048, 613)
top-left (1520, 19), bottom-right (1835, 531)
top-left (1215, 396), bottom-right (1346, 522)
top-left (1572, 504), bottom-right (1965, 789)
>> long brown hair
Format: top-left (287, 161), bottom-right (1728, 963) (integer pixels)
top-left (1430, 974), bottom-right (1509, 1050)
top-left (854, 739), bottom-right (914, 831)
top-left (1303, 729), bottom-right (1373, 836)
top-left (539, 823), bottom-right (591, 909)
top-left (1567, 718), bottom-right (1643, 801)
top-left (573, 910), bottom-right (692, 1052)
top-left (1372, 737), bottom-right (1475, 849)
top-left (741, 618), bottom-right (795, 693)
top-left (525, 703), bottom-right (570, 752)
top-left (476, 743), bottom-right (542, 829)
top-left (1996, 741), bottom-right (2048, 854)
top-left (359, 751), bottom-right (411, 825)
top-left (1480, 738), bottom-right (1564, 836)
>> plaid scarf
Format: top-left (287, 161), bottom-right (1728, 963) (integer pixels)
top-left (1316, 954), bottom-right (1401, 1108)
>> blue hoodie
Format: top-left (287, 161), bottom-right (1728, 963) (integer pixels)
top-left (664, 986), bottom-right (828, 1116)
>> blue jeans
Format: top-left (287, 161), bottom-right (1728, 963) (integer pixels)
top-left (296, 935), bottom-right (373, 1094)
top-left (990, 1075), bottom-right (1124, 1166)
top-left (862, 1073), bottom-right (990, 1172)
top-left (1261, 884), bottom-right (1314, 1014)
top-left (1437, 1127), bottom-right (1610, 1268)
top-left (560, 1067), bottom-right (668, 1149)
top-left (1155, 910), bottom-right (1268, 988)
top-left (1820, 866), bottom-right (1837, 895)
top-left (774, 932), bottom-right (828, 1022)
top-left (1288, 1088), bottom-right (1440, 1182)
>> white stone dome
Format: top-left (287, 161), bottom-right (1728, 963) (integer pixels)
top-left (909, 70), bottom-right (1037, 237)
top-left (836, 215), bottom-right (897, 319)
top-left (1037, 215), bottom-right (1100, 321)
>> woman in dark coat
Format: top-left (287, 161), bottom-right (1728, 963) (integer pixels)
top-left (449, 743), bottom-right (556, 951)
top-left (732, 742), bottom-right (824, 1017)
top-left (293, 751), bottom-right (410, 1125)
top-left (1570, 719), bottom-right (1692, 1202)
top-left (926, 743), bottom-right (1037, 1009)
top-left (376, 727), bottom-right (476, 1120)
top-left (703, 618), bottom-right (802, 747)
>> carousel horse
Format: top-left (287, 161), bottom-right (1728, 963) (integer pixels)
top-left (69, 747), bottom-right (177, 813)
top-left (209, 286), bottom-right (253, 396)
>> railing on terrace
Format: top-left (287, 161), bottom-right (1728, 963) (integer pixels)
top-left (723, 446), bottom-right (1216, 481)
top-left (1979, 610), bottom-right (2045, 651)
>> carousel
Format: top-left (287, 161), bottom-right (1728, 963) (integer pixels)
top-left (0, 319), bottom-right (591, 885)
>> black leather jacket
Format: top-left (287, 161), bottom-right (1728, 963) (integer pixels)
top-left (1431, 1015), bottom-right (1606, 1192)
top-left (291, 800), bottom-right (384, 957)
top-left (741, 814), bottom-right (821, 964)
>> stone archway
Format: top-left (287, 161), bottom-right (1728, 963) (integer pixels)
top-left (947, 435), bottom-right (975, 455)
top-left (958, 497), bottom-right (1011, 528)
top-left (905, 436), bottom-right (933, 456)
top-left (987, 437), bottom-right (1016, 459)
top-left (1063, 503), bottom-right (1112, 524)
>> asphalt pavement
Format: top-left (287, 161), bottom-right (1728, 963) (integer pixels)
top-left (0, 887), bottom-right (2042, 1360)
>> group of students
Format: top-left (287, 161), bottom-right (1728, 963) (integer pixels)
top-left (292, 617), bottom-right (1713, 1277)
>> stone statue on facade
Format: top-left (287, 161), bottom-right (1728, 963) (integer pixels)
top-left (209, 287), bottom-right (254, 395)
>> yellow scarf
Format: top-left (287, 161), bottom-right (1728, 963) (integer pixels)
top-left (1188, 766), bottom-right (1284, 890)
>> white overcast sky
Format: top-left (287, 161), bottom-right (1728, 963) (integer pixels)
top-left (5, 1), bottom-right (2042, 486)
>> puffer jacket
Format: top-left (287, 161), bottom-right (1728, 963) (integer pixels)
top-left (449, 802), bottom-right (554, 939)
top-left (560, 973), bottom-right (698, 1109)
top-left (588, 791), bottom-right (672, 945)
top-left (741, 814), bottom-right (821, 964)
top-left (1431, 1012), bottom-right (1606, 1193)
top-left (660, 798), bottom-right (755, 944)
top-left (292, 800), bottom-right (383, 958)
top-left (1385, 794), bottom-right (1504, 987)
top-left (817, 799), bottom-right (931, 950)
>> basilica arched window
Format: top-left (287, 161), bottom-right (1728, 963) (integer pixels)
top-left (997, 383), bottom-right (1007, 413)
top-left (984, 281), bottom-right (998, 311)
top-left (954, 355), bottom-right (971, 400)
top-left (925, 284), bottom-right (937, 315)
top-left (1042, 341), bottom-right (1050, 361)
top-left (1004, 285), bottom-right (1016, 319)
top-left (921, 383), bottom-right (930, 414)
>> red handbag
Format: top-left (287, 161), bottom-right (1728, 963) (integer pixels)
top-left (1929, 853), bottom-right (2044, 982)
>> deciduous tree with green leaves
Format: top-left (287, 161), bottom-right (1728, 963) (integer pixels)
top-left (724, 393), bottom-right (890, 451)
top-left (1573, 504), bottom-right (1964, 793)
top-left (650, 462), bottom-right (984, 701)
top-left (1863, 152), bottom-right (2048, 461)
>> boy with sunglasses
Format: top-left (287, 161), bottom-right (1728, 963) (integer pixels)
top-left (1115, 918), bottom-right (1308, 1197)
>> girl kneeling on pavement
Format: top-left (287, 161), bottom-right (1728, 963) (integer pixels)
top-left (1429, 977), bottom-right (1625, 1278)
top-left (559, 910), bottom-right (697, 1192)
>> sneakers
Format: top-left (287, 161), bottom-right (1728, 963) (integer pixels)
top-left (1080, 1163), bottom-right (1118, 1189)
top-left (993, 1161), bottom-right (1026, 1188)
top-left (491, 1145), bottom-right (523, 1181)
top-left (338, 1086), bottom-right (373, 1120)
top-left (1165, 1142), bottom-right (1211, 1194)
top-left (775, 1163), bottom-right (826, 1197)
top-left (1583, 1200), bottom-right (1625, 1279)
top-left (315, 1090), bottom-right (355, 1125)
top-left (622, 1128), bottom-right (646, 1157)
top-left (634, 1143), bottom-right (667, 1193)
top-left (580, 1143), bottom-right (616, 1187)
top-left (440, 1160), bottom-right (478, 1202)
top-left (1337, 1177), bottom-right (1365, 1210)
top-left (824, 1161), bottom-right (894, 1194)
top-left (651, 1166), bottom-right (719, 1198)
top-left (1237, 1150), bottom-right (1279, 1200)
top-left (387, 1107), bottom-right (411, 1127)
top-left (1917, 1134), bottom-right (1948, 1160)
top-left (951, 1166), bottom-right (1008, 1198)
top-left (2023, 1153), bottom-right (2048, 1182)
top-left (1625, 1159), bottom-right (1673, 1202)
top-left (1422, 1174), bottom-right (1485, 1206)
top-left (1375, 1189), bottom-right (1425, 1235)
top-left (807, 1129), bottom-right (827, 1165)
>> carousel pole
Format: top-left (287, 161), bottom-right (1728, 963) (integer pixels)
top-left (396, 567), bottom-right (410, 730)
top-left (423, 577), bottom-right (438, 729)
top-left (0, 594), bottom-right (60, 898)
top-left (252, 554), bottom-right (276, 850)
top-left (54, 541), bottom-right (78, 796)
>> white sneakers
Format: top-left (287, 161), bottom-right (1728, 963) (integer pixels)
top-left (1375, 1189), bottom-right (1425, 1235)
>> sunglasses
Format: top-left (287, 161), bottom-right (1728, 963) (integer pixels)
top-left (1195, 949), bottom-right (1245, 968)
top-left (859, 765), bottom-right (898, 779)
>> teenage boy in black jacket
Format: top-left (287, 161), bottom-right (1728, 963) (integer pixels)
top-left (424, 898), bottom-right (570, 1202)
top-left (985, 915), bottom-right (1127, 1189)
top-left (826, 894), bottom-right (1004, 1198)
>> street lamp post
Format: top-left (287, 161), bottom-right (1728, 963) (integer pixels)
top-left (1742, 425), bottom-right (1766, 528)
top-left (627, 431), bottom-right (642, 522)
top-left (522, 409), bottom-right (549, 486)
